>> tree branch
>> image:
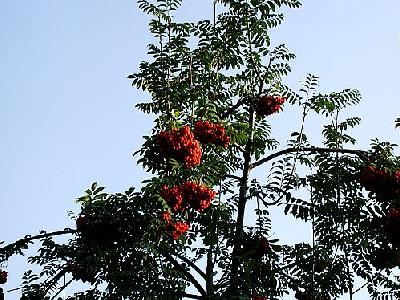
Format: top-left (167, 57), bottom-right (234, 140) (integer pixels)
top-left (50, 278), bottom-right (73, 300)
top-left (176, 253), bottom-right (206, 280)
top-left (179, 293), bottom-right (204, 299)
top-left (251, 146), bottom-right (369, 169)
top-left (223, 174), bottom-right (241, 181)
top-left (206, 246), bottom-right (214, 295)
top-left (163, 252), bottom-right (207, 297)
top-left (0, 229), bottom-right (76, 261)
top-left (220, 97), bottom-right (247, 119)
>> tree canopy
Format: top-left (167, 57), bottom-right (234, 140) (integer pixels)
top-left (2, 1), bottom-right (400, 299)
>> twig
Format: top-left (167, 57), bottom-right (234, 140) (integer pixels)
top-left (180, 293), bottom-right (203, 299)
top-left (163, 252), bottom-right (206, 297)
top-left (176, 254), bottom-right (206, 280)
top-left (252, 146), bottom-right (369, 169)
top-left (223, 174), bottom-right (241, 181)
top-left (0, 229), bottom-right (76, 260)
top-left (50, 278), bottom-right (73, 300)
top-left (220, 97), bottom-right (247, 119)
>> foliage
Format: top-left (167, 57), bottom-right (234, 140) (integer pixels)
top-left (1, 0), bottom-right (400, 299)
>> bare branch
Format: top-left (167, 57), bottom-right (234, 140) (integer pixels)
top-left (50, 278), bottom-right (73, 300)
top-left (206, 247), bottom-right (214, 295)
top-left (0, 229), bottom-right (76, 261)
top-left (220, 98), bottom-right (247, 119)
top-left (252, 146), bottom-right (369, 169)
top-left (223, 174), bottom-right (241, 181)
top-left (163, 252), bottom-right (206, 297)
top-left (179, 293), bottom-right (203, 299)
top-left (176, 254), bottom-right (206, 280)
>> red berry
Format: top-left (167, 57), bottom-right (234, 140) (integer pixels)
top-left (161, 181), bottom-right (216, 213)
top-left (161, 211), bottom-right (171, 223)
top-left (251, 237), bottom-right (271, 258)
top-left (76, 214), bottom-right (88, 232)
top-left (165, 221), bottom-right (190, 240)
top-left (182, 181), bottom-right (216, 212)
top-left (251, 295), bottom-right (268, 300)
top-left (157, 126), bottom-right (202, 168)
top-left (161, 185), bottom-right (186, 213)
top-left (384, 208), bottom-right (400, 245)
top-left (255, 95), bottom-right (285, 117)
top-left (360, 166), bottom-right (400, 199)
top-left (0, 271), bottom-right (7, 284)
top-left (194, 120), bottom-right (230, 148)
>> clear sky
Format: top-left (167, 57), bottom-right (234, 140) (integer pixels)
top-left (1, 0), bottom-right (400, 299)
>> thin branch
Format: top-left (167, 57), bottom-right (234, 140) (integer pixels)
top-left (206, 246), bottom-right (214, 295)
top-left (163, 252), bottom-right (206, 297)
top-left (0, 229), bottom-right (76, 260)
top-left (180, 293), bottom-right (204, 299)
top-left (4, 229), bottom-right (76, 247)
top-left (353, 280), bottom-right (369, 294)
top-left (50, 278), bottom-right (73, 300)
top-left (223, 174), bottom-right (241, 181)
top-left (220, 97), bottom-right (247, 119)
top-left (44, 268), bottom-right (68, 295)
top-left (252, 146), bottom-right (369, 169)
top-left (176, 254), bottom-right (206, 280)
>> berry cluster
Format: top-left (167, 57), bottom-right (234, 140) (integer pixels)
top-left (161, 181), bottom-right (216, 213)
top-left (255, 95), bottom-right (285, 117)
top-left (234, 236), bottom-right (271, 258)
top-left (370, 246), bottom-right (400, 269)
top-left (161, 185), bottom-right (184, 213)
top-left (183, 181), bottom-right (217, 212)
top-left (67, 262), bottom-right (97, 284)
top-left (360, 166), bottom-right (400, 199)
top-left (162, 211), bottom-right (190, 240)
top-left (295, 291), bottom-right (329, 300)
top-left (251, 237), bottom-right (271, 258)
top-left (157, 126), bottom-right (202, 168)
top-left (251, 295), bottom-right (268, 300)
top-left (384, 208), bottom-right (400, 245)
top-left (75, 212), bottom-right (121, 246)
top-left (194, 120), bottom-right (230, 148)
top-left (165, 219), bottom-right (190, 240)
top-left (160, 181), bottom-right (216, 239)
top-left (0, 270), bottom-right (7, 284)
top-left (76, 214), bottom-right (89, 232)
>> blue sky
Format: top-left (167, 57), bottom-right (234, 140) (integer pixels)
top-left (1, 0), bottom-right (400, 298)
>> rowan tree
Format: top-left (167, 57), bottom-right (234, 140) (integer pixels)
top-left (1, 0), bottom-right (400, 299)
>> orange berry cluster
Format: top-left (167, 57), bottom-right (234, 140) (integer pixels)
top-left (194, 120), bottom-right (230, 148)
top-left (0, 270), bottom-right (7, 284)
top-left (369, 209), bottom-right (400, 269)
top-left (383, 208), bottom-right (400, 245)
top-left (234, 236), bottom-right (271, 258)
top-left (295, 291), bottom-right (329, 300)
top-left (255, 95), bottom-right (285, 117)
top-left (360, 166), bottom-right (400, 268)
top-left (252, 237), bottom-right (271, 258)
top-left (161, 181), bottom-right (216, 239)
top-left (161, 211), bottom-right (189, 240)
top-left (251, 295), bottom-right (268, 300)
top-left (165, 219), bottom-right (190, 240)
top-left (360, 166), bottom-right (400, 199)
top-left (157, 126), bottom-right (202, 168)
top-left (370, 245), bottom-right (400, 269)
top-left (161, 181), bottom-right (216, 213)
top-left (155, 122), bottom-right (228, 239)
